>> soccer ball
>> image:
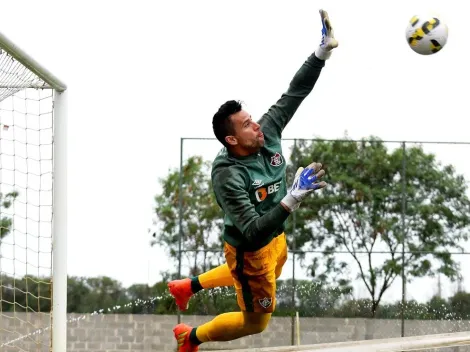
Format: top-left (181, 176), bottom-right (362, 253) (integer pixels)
top-left (405, 14), bottom-right (448, 55)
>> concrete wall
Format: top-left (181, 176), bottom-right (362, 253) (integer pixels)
top-left (1, 313), bottom-right (470, 352)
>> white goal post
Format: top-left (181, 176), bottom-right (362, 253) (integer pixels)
top-left (0, 30), bottom-right (67, 351)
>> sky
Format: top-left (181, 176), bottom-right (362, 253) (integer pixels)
top-left (0, 0), bottom-right (470, 305)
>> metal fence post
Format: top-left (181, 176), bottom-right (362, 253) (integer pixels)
top-left (291, 139), bottom-right (298, 345)
top-left (177, 137), bottom-right (184, 324)
top-left (400, 141), bottom-right (407, 337)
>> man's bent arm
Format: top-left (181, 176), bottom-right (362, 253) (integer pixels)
top-left (213, 168), bottom-right (290, 244)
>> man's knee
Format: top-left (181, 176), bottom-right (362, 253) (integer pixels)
top-left (243, 312), bottom-right (271, 334)
top-left (251, 317), bottom-right (270, 334)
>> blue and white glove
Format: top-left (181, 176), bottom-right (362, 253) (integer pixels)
top-left (281, 162), bottom-right (327, 213)
top-left (315, 9), bottom-right (338, 60)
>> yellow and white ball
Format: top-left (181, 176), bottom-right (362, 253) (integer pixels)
top-left (405, 14), bottom-right (448, 55)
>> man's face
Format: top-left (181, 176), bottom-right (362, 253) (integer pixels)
top-left (225, 110), bottom-right (265, 154)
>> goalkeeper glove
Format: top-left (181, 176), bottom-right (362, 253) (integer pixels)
top-left (281, 162), bottom-right (327, 213)
top-left (315, 9), bottom-right (338, 60)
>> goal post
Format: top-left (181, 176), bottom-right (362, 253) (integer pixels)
top-left (51, 86), bottom-right (67, 352)
top-left (0, 30), bottom-right (67, 351)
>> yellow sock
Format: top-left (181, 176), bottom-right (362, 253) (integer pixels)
top-left (194, 311), bottom-right (271, 343)
top-left (191, 263), bottom-right (234, 292)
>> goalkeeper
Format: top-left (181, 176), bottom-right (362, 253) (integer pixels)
top-left (169, 9), bottom-right (338, 351)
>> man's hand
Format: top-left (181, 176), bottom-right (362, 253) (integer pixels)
top-left (315, 9), bottom-right (339, 60)
top-left (281, 162), bottom-right (327, 213)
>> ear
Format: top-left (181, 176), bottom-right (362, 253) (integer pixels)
top-left (225, 135), bottom-right (238, 146)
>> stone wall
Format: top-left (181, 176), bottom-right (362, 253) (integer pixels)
top-left (1, 313), bottom-right (470, 351)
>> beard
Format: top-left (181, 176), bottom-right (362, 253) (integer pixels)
top-left (243, 138), bottom-right (264, 153)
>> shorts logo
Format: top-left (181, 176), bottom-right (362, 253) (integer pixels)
top-left (270, 152), bottom-right (283, 167)
top-left (259, 297), bottom-right (272, 309)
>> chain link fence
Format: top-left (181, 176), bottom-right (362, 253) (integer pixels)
top-left (173, 137), bottom-right (470, 344)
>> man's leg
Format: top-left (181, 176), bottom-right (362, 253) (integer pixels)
top-left (168, 263), bottom-right (234, 310)
top-left (173, 240), bottom-right (279, 351)
top-left (174, 312), bottom-right (271, 351)
top-left (195, 311), bottom-right (270, 341)
top-left (193, 263), bottom-right (235, 290)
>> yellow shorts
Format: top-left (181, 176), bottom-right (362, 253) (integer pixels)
top-left (224, 233), bottom-right (288, 313)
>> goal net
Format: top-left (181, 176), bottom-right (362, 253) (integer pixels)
top-left (0, 32), bottom-right (67, 351)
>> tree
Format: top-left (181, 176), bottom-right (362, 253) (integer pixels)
top-left (275, 279), bottom-right (352, 317)
top-left (449, 291), bottom-right (470, 320)
top-left (81, 276), bottom-right (128, 313)
top-left (0, 274), bottom-right (51, 312)
top-left (288, 136), bottom-right (470, 317)
top-left (126, 283), bottom-right (160, 314)
top-left (0, 190), bottom-right (19, 242)
top-left (67, 276), bottom-right (91, 313)
top-left (427, 295), bottom-right (452, 320)
top-left (153, 156), bottom-right (224, 276)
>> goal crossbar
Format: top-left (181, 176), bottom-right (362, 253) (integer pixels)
top-left (0, 30), bottom-right (66, 93)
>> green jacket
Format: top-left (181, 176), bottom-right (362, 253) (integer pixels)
top-left (211, 53), bottom-right (325, 251)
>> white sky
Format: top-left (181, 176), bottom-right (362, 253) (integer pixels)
top-left (1, 0), bottom-right (470, 305)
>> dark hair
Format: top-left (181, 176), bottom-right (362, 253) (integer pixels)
top-left (212, 100), bottom-right (242, 147)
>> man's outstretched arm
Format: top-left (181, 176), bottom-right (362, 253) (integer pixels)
top-left (259, 9), bottom-right (338, 140)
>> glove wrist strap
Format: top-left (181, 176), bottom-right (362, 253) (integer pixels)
top-left (281, 193), bottom-right (301, 213)
top-left (315, 45), bottom-right (332, 60)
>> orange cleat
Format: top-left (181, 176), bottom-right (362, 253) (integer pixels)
top-left (168, 278), bottom-right (193, 311)
top-left (173, 323), bottom-right (199, 352)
